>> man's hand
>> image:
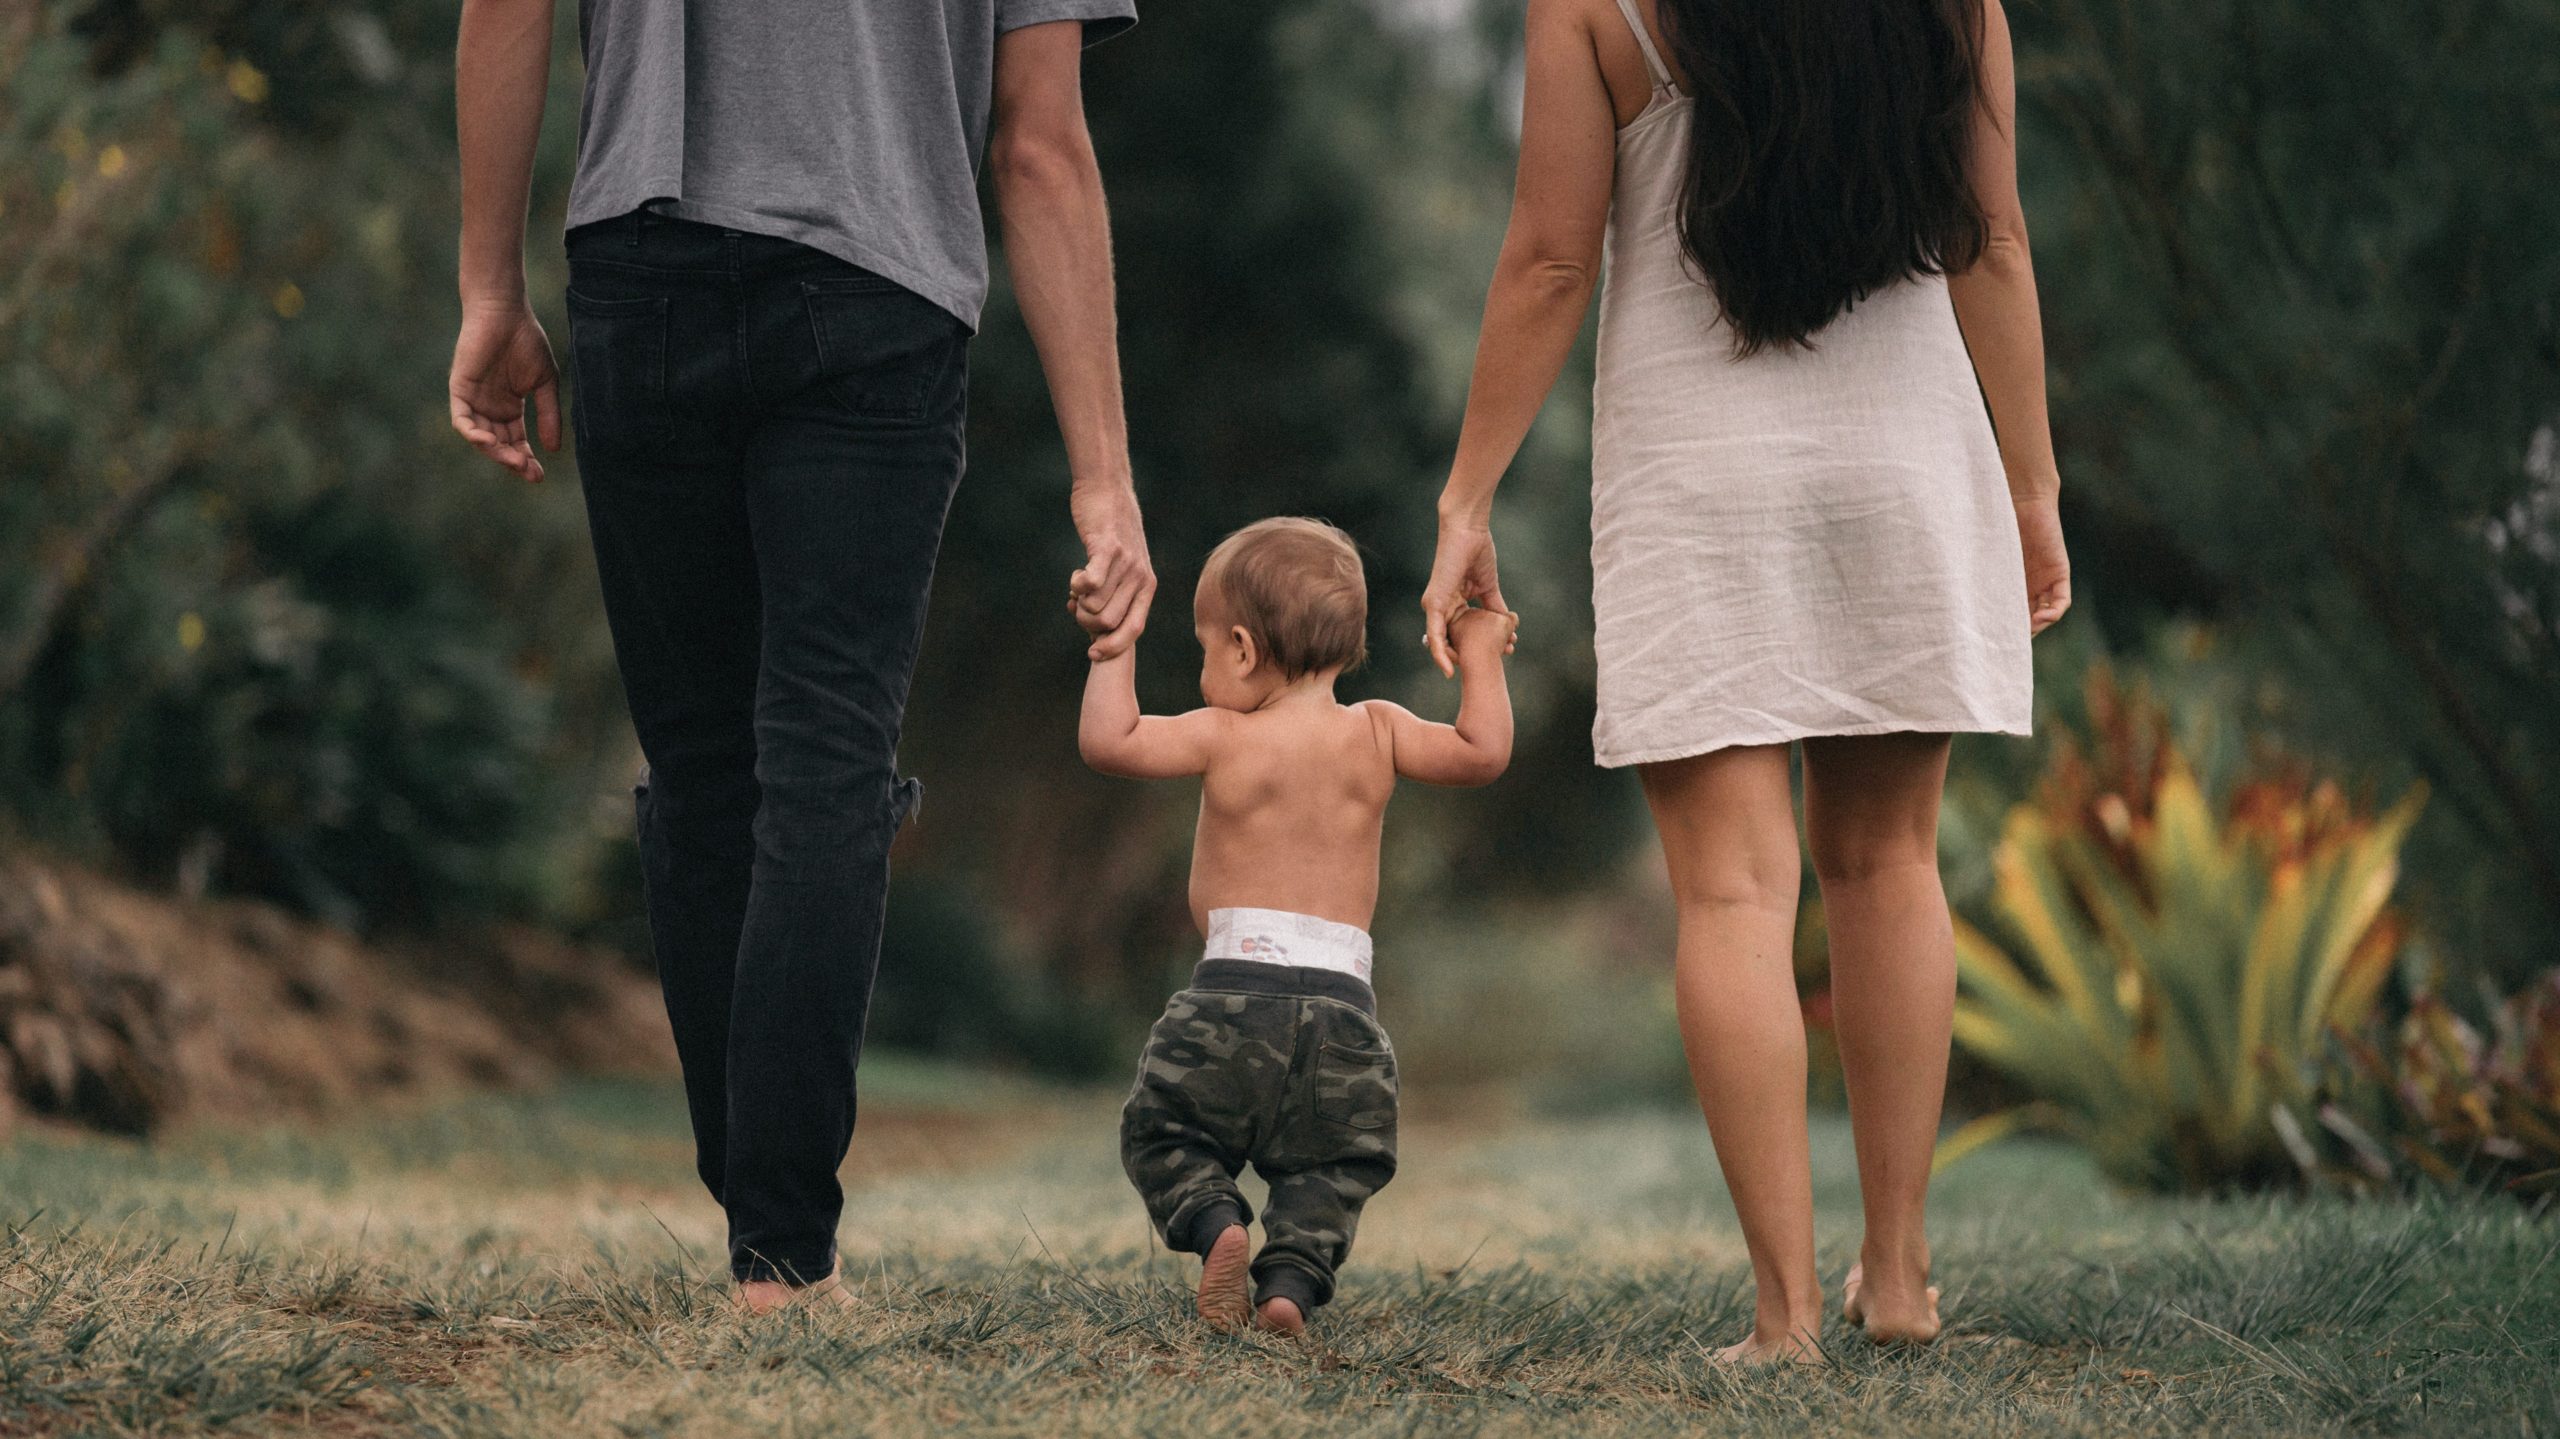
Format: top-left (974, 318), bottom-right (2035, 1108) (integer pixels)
top-left (449, 301), bottom-right (561, 482)
top-left (1067, 482), bottom-right (1155, 659)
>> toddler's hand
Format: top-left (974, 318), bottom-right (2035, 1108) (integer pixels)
top-left (1066, 571), bottom-right (1117, 641)
top-left (1447, 604), bottom-right (1519, 665)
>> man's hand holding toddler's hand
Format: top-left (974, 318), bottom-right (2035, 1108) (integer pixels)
top-left (1067, 567), bottom-right (1126, 651)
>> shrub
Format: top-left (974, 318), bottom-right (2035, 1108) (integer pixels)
top-left (1946, 674), bottom-right (2422, 1191)
top-left (2315, 974), bottom-right (2560, 1198)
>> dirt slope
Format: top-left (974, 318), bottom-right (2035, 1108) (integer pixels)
top-left (0, 850), bottom-right (672, 1134)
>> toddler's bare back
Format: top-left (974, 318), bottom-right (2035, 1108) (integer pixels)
top-left (1188, 699), bottom-right (1397, 934)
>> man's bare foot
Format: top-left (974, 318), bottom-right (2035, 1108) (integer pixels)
top-left (1713, 1326), bottom-right (1822, 1365)
top-left (1254, 1296), bottom-right (1305, 1337)
top-left (737, 1271), bottom-right (854, 1315)
top-left (1844, 1257), bottom-right (1940, 1344)
top-left (1196, 1225), bottom-right (1253, 1333)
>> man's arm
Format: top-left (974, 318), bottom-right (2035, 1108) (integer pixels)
top-left (990, 21), bottom-right (1154, 659)
top-left (450, 0), bottom-right (561, 482)
top-left (1079, 648), bottom-right (1229, 778)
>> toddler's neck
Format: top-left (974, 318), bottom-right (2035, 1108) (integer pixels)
top-left (1240, 668), bottom-right (1343, 714)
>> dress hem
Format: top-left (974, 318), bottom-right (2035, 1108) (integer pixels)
top-left (1594, 717), bottom-right (2032, 770)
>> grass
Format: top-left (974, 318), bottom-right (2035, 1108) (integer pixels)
top-left (3, 1060), bottom-right (2555, 1436)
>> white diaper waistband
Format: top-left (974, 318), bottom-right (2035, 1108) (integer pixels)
top-left (1204, 908), bottom-right (1374, 984)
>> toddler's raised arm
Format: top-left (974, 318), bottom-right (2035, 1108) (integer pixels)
top-left (1079, 646), bottom-right (1232, 779)
top-left (1364, 607), bottom-right (1515, 787)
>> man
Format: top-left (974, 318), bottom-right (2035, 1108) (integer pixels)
top-left (447, 0), bottom-right (1154, 1311)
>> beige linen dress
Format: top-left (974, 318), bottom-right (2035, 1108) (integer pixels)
top-left (1589, 0), bottom-right (2033, 766)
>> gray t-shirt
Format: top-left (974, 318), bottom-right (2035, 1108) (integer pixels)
top-left (566, 0), bottom-right (1137, 330)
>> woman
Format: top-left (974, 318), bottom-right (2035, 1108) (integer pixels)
top-left (1422, 0), bottom-right (2071, 1360)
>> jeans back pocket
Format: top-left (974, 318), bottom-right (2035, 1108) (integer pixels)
top-left (802, 277), bottom-right (964, 422)
top-left (566, 289), bottom-right (672, 452)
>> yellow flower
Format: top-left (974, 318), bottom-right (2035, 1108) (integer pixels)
top-left (178, 613), bottom-right (207, 652)
top-left (98, 145), bottom-right (127, 178)
top-left (227, 58), bottom-right (269, 105)
top-left (273, 282), bottom-right (305, 319)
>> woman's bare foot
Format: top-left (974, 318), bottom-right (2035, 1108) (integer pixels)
top-left (1844, 1254), bottom-right (1940, 1344)
top-left (1860, 1284), bottom-right (1941, 1345)
top-left (1196, 1225), bottom-right (1253, 1333)
top-left (737, 1271), bottom-right (854, 1315)
top-left (1254, 1296), bottom-right (1306, 1337)
top-left (1714, 1325), bottom-right (1823, 1365)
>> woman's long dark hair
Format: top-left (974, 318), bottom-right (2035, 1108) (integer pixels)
top-left (1657, 0), bottom-right (1989, 356)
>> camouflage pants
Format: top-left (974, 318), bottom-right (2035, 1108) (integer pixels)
top-left (1119, 960), bottom-right (1399, 1312)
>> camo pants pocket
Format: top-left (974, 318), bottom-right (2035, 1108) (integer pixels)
top-left (1311, 1014), bottom-right (1398, 1133)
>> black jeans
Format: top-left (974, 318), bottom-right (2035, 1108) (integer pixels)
top-left (566, 210), bottom-right (968, 1284)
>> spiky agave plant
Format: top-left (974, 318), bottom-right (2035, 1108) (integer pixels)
top-left (1941, 675), bottom-right (2422, 1191)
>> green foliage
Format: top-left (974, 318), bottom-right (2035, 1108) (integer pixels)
top-left (33, 493), bottom-right (565, 925)
top-left (0, 6), bottom-right (649, 928)
top-left (2015, 0), bottom-right (2560, 983)
top-left (1949, 674), bottom-right (2422, 1190)
top-left (868, 876), bottom-right (1125, 1080)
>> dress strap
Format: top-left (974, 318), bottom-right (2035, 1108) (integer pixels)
top-left (1609, 0), bottom-right (1677, 93)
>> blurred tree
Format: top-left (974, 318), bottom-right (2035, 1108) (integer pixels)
top-left (1, 1), bottom-right (625, 929)
top-left (2013, 0), bottom-right (2560, 981)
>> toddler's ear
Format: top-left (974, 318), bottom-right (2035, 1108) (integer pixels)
top-left (1228, 625), bottom-right (1261, 675)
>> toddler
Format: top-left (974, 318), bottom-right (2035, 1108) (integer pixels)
top-left (1075, 517), bottom-right (1515, 1334)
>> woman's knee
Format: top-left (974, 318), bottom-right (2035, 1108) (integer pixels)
top-left (1642, 746), bottom-right (1802, 915)
top-left (1668, 859), bottom-right (1800, 919)
top-left (1806, 827), bottom-right (1938, 888)
top-left (1802, 734), bottom-right (1950, 885)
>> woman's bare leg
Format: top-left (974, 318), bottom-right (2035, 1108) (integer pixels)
top-left (1639, 745), bottom-right (1822, 1361)
top-left (1801, 732), bottom-right (1955, 1343)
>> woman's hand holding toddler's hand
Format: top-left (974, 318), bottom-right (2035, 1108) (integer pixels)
top-left (1421, 516), bottom-right (1512, 678)
top-left (1447, 604), bottom-right (1520, 666)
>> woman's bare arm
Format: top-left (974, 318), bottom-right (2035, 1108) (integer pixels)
top-left (1423, 0), bottom-right (1620, 672)
top-left (1947, 0), bottom-right (2071, 630)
